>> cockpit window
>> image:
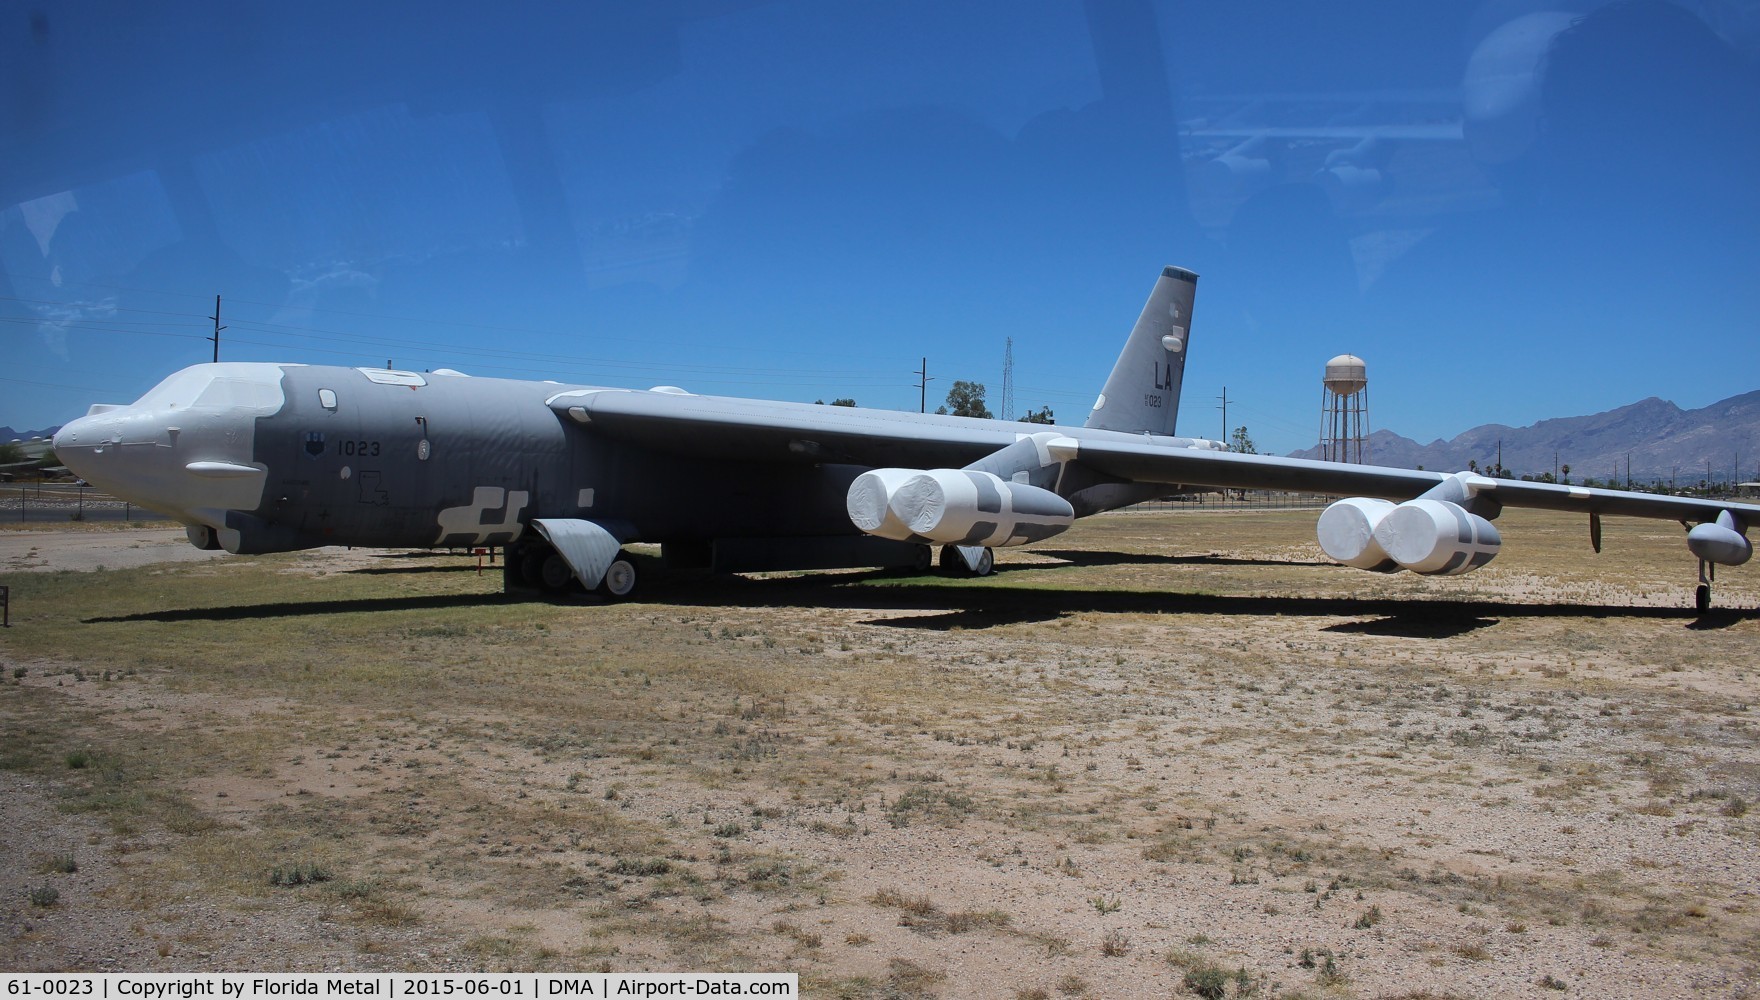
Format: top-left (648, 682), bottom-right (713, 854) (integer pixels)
top-left (195, 377), bottom-right (284, 411)
top-left (132, 366), bottom-right (285, 413)
top-left (133, 368), bottom-right (214, 410)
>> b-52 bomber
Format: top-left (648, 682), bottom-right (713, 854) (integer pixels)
top-left (53, 267), bottom-right (1759, 611)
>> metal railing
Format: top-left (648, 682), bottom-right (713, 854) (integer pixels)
top-left (6, 483), bottom-right (170, 524)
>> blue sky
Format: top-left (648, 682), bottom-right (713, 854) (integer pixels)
top-left (3, 0), bottom-right (1758, 460)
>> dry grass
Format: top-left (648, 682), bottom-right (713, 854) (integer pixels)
top-left (2, 508), bottom-right (1758, 993)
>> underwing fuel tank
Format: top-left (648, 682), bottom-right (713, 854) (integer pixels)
top-left (847, 468), bottom-right (1075, 547)
top-left (1687, 511), bottom-right (1752, 566)
top-left (1318, 496), bottom-right (1501, 575)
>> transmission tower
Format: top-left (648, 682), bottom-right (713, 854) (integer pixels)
top-left (1001, 337), bottom-right (1014, 420)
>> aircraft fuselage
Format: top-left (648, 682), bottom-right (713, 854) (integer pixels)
top-left (53, 363), bottom-right (869, 558)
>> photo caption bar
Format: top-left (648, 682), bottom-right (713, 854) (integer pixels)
top-left (4, 975), bottom-right (796, 999)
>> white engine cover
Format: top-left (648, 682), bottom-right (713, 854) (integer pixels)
top-left (847, 468), bottom-right (1075, 547)
top-left (845, 467), bottom-right (924, 541)
top-left (1316, 497), bottom-right (1398, 570)
top-left (1371, 498), bottom-right (1501, 575)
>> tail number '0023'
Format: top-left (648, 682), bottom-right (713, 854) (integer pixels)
top-left (339, 440), bottom-right (382, 457)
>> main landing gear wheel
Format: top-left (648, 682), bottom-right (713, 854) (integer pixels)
top-left (1696, 583), bottom-right (1711, 614)
top-left (597, 557), bottom-right (638, 599)
top-left (938, 545), bottom-right (996, 577)
top-left (540, 552), bottom-right (575, 591)
top-left (973, 547), bottom-right (995, 576)
top-left (938, 545), bottom-right (959, 573)
top-left (913, 544), bottom-right (934, 573)
top-left (519, 547), bottom-right (549, 587)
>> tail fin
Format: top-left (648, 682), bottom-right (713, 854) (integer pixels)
top-left (1083, 266), bottom-right (1197, 436)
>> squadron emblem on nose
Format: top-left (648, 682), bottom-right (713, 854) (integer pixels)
top-left (303, 431), bottom-right (326, 458)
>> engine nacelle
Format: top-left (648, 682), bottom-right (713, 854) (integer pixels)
top-left (1316, 497), bottom-right (1399, 570)
top-left (1687, 511), bottom-right (1752, 566)
top-left (1372, 498), bottom-right (1501, 575)
top-left (847, 468), bottom-right (1075, 547)
top-left (1320, 497), bottom-right (1501, 575)
top-left (845, 468), bottom-right (923, 541)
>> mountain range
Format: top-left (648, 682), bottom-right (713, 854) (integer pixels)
top-left (2, 426), bottom-right (58, 443)
top-left (1288, 391), bottom-right (1760, 486)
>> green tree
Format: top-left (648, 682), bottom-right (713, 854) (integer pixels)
top-left (1229, 425), bottom-right (1257, 454)
top-left (830, 398), bottom-right (856, 407)
top-left (0, 441), bottom-right (23, 464)
top-left (941, 380), bottom-right (991, 419)
top-left (1018, 406), bottom-right (1054, 425)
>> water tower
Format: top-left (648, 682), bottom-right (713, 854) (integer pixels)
top-left (1320, 354), bottom-right (1368, 463)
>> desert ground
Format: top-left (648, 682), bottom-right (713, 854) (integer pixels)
top-left (1, 508), bottom-right (1756, 998)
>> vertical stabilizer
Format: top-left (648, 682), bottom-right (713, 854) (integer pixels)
top-left (1084, 266), bottom-right (1197, 436)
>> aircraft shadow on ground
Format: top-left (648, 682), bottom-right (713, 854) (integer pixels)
top-left (345, 564), bottom-right (489, 576)
top-left (81, 569), bottom-right (1753, 632)
top-left (1320, 615), bottom-right (1499, 639)
top-left (83, 593), bottom-right (511, 624)
top-left (656, 572), bottom-right (1754, 632)
top-left (1032, 549), bottom-right (1328, 569)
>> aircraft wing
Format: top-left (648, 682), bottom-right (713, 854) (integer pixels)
top-left (1054, 434), bottom-right (1760, 523)
top-left (555, 387), bottom-right (1760, 524)
top-left (548, 388), bottom-right (1056, 469)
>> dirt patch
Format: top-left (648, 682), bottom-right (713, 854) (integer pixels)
top-left (2, 510), bottom-right (1757, 996)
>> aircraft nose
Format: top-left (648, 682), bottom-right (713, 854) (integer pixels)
top-left (50, 407), bottom-right (184, 506)
top-left (52, 414), bottom-right (106, 478)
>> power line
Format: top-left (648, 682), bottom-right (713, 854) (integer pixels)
top-left (5, 275), bottom-right (911, 369)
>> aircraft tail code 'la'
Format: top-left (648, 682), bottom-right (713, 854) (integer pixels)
top-left (1083, 265), bottom-right (1196, 437)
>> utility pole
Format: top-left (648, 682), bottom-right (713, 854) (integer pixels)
top-left (1216, 386), bottom-right (1231, 442)
top-left (915, 358), bottom-right (933, 414)
top-left (208, 295), bottom-right (225, 363)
